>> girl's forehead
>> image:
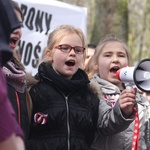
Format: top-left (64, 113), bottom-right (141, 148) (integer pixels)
top-left (58, 34), bottom-right (83, 46)
top-left (101, 42), bottom-right (126, 53)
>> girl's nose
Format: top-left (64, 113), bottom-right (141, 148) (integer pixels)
top-left (112, 55), bottom-right (119, 63)
top-left (69, 48), bottom-right (76, 55)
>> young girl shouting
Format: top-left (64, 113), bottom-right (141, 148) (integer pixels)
top-left (86, 35), bottom-right (150, 150)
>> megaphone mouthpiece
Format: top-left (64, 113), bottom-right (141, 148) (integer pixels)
top-left (116, 67), bottom-right (134, 82)
top-left (116, 69), bottom-right (121, 80)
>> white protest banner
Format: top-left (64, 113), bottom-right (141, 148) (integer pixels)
top-left (15, 0), bottom-right (87, 75)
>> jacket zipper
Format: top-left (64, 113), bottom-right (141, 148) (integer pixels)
top-left (43, 76), bottom-right (72, 150)
top-left (65, 96), bottom-right (70, 150)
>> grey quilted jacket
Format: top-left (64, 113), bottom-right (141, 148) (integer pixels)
top-left (90, 74), bottom-right (150, 150)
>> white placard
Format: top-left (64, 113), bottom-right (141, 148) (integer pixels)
top-left (15, 0), bottom-right (87, 75)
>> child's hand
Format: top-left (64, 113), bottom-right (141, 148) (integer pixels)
top-left (119, 88), bottom-right (137, 116)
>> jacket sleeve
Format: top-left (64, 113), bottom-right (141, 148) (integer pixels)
top-left (97, 97), bottom-right (135, 135)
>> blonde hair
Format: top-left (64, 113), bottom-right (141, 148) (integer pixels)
top-left (42, 25), bottom-right (87, 63)
top-left (85, 34), bottom-right (132, 79)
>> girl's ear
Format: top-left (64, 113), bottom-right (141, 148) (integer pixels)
top-left (45, 49), bottom-right (53, 61)
top-left (94, 64), bottom-right (98, 71)
top-left (45, 49), bottom-right (51, 56)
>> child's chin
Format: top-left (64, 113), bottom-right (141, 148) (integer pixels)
top-left (9, 44), bottom-right (16, 50)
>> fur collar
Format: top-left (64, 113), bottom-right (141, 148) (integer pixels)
top-left (89, 79), bottom-right (102, 99)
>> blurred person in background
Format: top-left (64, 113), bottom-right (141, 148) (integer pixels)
top-left (0, 67), bottom-right (25, 150)
top-left (85, 44), bottom-right (96, 66)
top-left (0, 0), bottom-right (25, 149)
top-left (2, 0), bottom-right (32, 148)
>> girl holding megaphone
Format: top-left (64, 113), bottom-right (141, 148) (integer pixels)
top-left (85, 34), bottom-right (150, 150)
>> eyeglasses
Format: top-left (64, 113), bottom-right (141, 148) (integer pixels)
top-left (54, 44), bottom-right (85, 54)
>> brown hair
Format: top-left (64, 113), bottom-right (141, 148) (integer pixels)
top-left (10, 0), bottom-right (22, 19)
top-left (85, 34), bottom-right (132, 79)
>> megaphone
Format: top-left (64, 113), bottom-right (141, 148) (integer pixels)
top-left (116, 58), bottom-right (150, 92)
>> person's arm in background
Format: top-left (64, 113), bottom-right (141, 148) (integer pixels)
top-left (0, 134), bottom-right (24, 150)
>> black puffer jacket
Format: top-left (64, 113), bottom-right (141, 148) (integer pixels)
top-left (28, 62), bottom-right (99, 150)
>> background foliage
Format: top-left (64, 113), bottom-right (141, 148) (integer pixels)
top-left (58, 0), bottom-right (150, 65)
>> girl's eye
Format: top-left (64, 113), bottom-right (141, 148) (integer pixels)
top-left (119, 54), bottom-right (126, 57)
top-left (62, 47), bottom-right (68, 51)
top-left (104, 54), bottom-right (111, 57)
top-left (103, 52), bottom-right (112, 57)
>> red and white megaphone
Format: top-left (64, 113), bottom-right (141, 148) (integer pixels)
top-left (116, 58), bottom-right (150, 92)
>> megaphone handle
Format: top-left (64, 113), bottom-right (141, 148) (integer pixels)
top-left (125, 83), bottom-right (133, 89)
